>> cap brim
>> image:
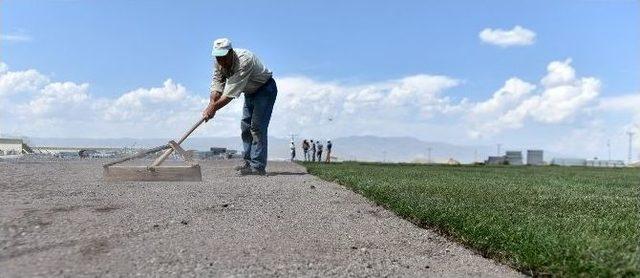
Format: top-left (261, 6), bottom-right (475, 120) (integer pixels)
top-left (212, 48), bottom-right (230, 57)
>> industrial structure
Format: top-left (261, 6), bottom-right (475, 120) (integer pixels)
top-left (586, 159), bottom-right (625, 167)
top-left (550, 158), bottom-right (587, 166)
top-left (486, 156), bottom-right (506, 165)
top-left (0, 138), bottom-right (33, 156)
top-left (505, 151), bottom-right (523, 165)
top-left (551, 157), bottom-right (626, 167)
top-left (526, 150), bottom-right (544, 165)
top-left (196, 147), bottom-right (239, 160)
top-left (486, 149), bottom-right (542, 166)
top-left (31, 146), bottom-right (121, 157)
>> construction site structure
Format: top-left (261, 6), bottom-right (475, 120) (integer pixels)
top-left (526, 150), bottom-right (544, 165)
top-left (505, 151), bottom-right (523, 165)
top-left (485, 156), bottom-right (506, 165)
top-left (0, 138), bottom-right (33, 156)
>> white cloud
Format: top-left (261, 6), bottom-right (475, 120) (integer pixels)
top-left (467, 78), bottom-right (536, 137)
top-left (0, 63), bottom-right (8, 74)
top-left (104, 79), bottom-right (191, 121)
top-left (20, 82), bottom-right (90, 116)
top-left (0, 34), bottom-right (33, 43)
top-left (479, 25), bottom-right (536, 47)
top-left (0, 61), bottom-right (618, 157)
top-left (471, 77), bottom-right (536, 115)
top-left (598, 92), bottom-right (640, 150)
top-left (270, 74), bottom-right (461, 137)
top-left (0, 64), bottom-right (213, 138)
top-left (541, 59), bottom-right (576, 87)
top-left (598, 93), bottom-right (640, 112)
top-left (468, 59), bottom-right (600, 137)
top-left (548, 123), bottom-right (607, 157)
top-left (0, 64), bottom-right (49, 96)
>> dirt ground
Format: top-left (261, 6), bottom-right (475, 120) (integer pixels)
top-left (0, 157), bottom-right (521, 277)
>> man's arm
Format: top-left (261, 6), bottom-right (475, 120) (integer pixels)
top-left (203, 61), bottom-right (228, 121)
top-left (213, 95), bottom-right (232, 111)
top-left (210, 91), bottom-right (221, 102)
top-left (202, 93), bottom-right (233, 121)
top-left (211, 63), bottom-right (226, 95)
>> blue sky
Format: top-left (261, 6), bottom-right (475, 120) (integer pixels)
top-left (1, 0), bottom-right (639, 160)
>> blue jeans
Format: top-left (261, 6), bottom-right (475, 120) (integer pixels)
top-left (241, 78), bottom-right (277, 171)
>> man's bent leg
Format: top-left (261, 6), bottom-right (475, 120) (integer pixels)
top-left (249, 79), bottom-right (277, 171)
top-left (240, 94), bottom-right (255, 166)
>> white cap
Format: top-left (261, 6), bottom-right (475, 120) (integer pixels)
top-left (212, 38), bottom-right (232, 57)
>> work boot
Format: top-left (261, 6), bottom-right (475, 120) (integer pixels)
top-left (236, 167), bottom-right (266, 176)
top-left (233, 162), bottom-right (250, 171)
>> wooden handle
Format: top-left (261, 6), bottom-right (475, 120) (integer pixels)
top-left (103, 144), bottom-right (170, 168)
top-left (151, 117), bottom-right (206, 167)
top-left (177, 117), bottom-right (206, 145)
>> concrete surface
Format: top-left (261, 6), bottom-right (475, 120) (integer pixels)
top-left (0, 158), bottom-right (522, 277)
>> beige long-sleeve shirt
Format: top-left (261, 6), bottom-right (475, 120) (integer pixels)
top-left (210, 49), bottom-right (272, 98)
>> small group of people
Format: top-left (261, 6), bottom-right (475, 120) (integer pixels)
top-left (290, 139), bottom-right (332, 163)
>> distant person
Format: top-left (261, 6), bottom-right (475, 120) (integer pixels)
top-left (302, 140), bottom-right (310, 161)
top-left (290, 140), bottom-right (296, 162)
top-left (317, 141), bottom-right (323, 162)
top-left (325, 140), bottom-right (332, 163)
top-left (310, 140), bottom-right (316, 162)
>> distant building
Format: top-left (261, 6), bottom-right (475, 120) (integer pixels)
top-left (505, 151), bottom-right (523, 165)
top-left (551, 158), bottom-right (587, 166)
top-left (446, 158), bottom-right (460, 165)
top-left (210, 147), bottom-right (228, 155)
top-left (527, 150), bottom-right (544, 165)
top-left (586, 159), bottom-right (625, 167)
top-left (0, 138), bottom-right (31, 156)
top-left (54, 151), bottom-right (80, 158)
top-left (486, 156), bottom-right (506, 165)
top-left (196, 147), bottom-right (238, 159)
top-left (32, 146), bottom-right (116, 156)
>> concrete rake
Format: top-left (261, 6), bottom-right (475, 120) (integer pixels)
top-left (103, 118), bottom-right (206, 182)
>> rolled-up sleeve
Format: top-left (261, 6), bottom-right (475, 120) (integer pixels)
top-left (210, 65), bottom-right (225, 94)
top-left (222, 59), bottom-right (253, 99)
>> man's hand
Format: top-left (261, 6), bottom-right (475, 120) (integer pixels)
top-left (202, 103), bottom-right (216, 122)
top-left (202, 92), bottom-right (233, 122)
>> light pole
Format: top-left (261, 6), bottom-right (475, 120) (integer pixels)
top-left (474, 148), bottom-right (478, 163)
top-left (627, 132), bottom-right (634, 165)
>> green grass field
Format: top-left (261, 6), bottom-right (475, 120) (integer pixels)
top-left (303, 162), bottom-right (640, 277)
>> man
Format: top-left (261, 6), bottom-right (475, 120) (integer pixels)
top-left (317, 141), bottom-right (323, 162)
top-left (302, 140), bottom-right (310, 161)
top-left (289, 140), bottom-right (296, 162)
top-left (202, 38), bottom-right (276, 175)
top-left (325, 140), bottom-right (332, 163)
top-left (310, 140), bottom-right (316, 162)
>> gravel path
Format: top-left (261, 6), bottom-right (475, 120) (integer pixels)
top-left (0, 158), bottom-right (522, 277)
